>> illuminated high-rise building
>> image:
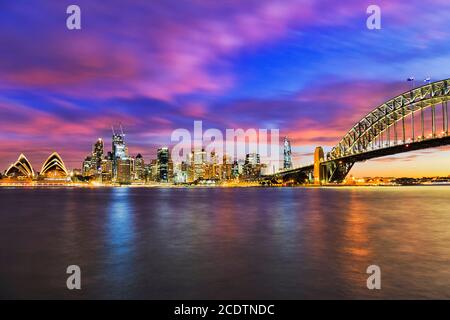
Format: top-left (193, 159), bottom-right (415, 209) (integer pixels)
top-left (221, 153), bottom-right (232, 180)
top-left (157, 147), bottom-right (170, 182)
top-left (117, 158), bottom-right (132, 184)
top-left (82, 156), bottom-right (94, 177)
top-left (193, 149), bottom-right (206, 180)
top-left (92, 138), bottom-right (104, 172)
top-left (283, 136), bottom-right (293, 170)
top-left (243, 153), bottom-right (262, 178)
top-left (231, 160), bottom-right (239, 178)
top-left (187, 152), bottom-right (195, 182)
top-left (210, 151), bottom-right (221, 179)
top-left (245, 153), bottom-right (260, 166)
top-left (81, 138), bottom-right (104, 178)
top-left (101, 158), bottom-right (113, 183)
top-left (237, 159), bottom-right (245, 175)
top-left (134, 153), bottom-right (145, 181)
top-left (168, 158), bottom-right (174, 182)
top-left (173, 162), bottom-right (188, 184)
top-left (149, 159), bottom-right (158, 181)
top-left (112, 127), bottom-right (127, 179)
top-left (144, 163), bottom-right (152, 182)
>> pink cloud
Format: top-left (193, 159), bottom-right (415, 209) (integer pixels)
top-left (0, 0), bottom-right (413, 102)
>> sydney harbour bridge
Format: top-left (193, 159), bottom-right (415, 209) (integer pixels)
top-left (265, 78), bottom-right (450, 185)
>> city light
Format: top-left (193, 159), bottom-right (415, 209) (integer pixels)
top-left (0, 130), bottom-right (278, 186)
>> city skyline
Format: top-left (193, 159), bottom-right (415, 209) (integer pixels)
top-left (2, 130), bottom-right (449, 181)
top-left (0, 1), bottom-right (450, 177)
top-left (1, 129), bottom-right (275, 184)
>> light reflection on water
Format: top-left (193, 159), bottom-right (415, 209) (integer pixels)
top-left (103, 188), bottom-right (136, 297)
top-left (1, 186), bottom-right (450, 299)
top-left (107, 188), bottom-right (135, 257)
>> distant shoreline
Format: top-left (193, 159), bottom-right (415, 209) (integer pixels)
top-left (0, 183), bottom-right (449, 188)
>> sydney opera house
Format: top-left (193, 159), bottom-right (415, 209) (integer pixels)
top-left (2, 152), bottom-right (70, 182)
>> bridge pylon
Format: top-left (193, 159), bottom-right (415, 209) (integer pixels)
top-left (313, 146), bottom-right (325, 185)
top-left (314, 146), bottom-right (354, 184)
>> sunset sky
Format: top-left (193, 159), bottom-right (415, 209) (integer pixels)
top-left (0, 0), bottom-right (449, 177)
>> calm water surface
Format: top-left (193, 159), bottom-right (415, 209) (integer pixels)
top-left (1, 186), bottom-right (450, 299)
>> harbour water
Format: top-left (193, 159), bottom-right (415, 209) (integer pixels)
top-left (1, 186), bottom-right (450, 299)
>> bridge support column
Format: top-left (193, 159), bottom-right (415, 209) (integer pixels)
top-left (443, 101), bottom-right (447, 135)
top-left (402, 108), bottom-right (406, 143)
top-left (313, 146), bottom-right (325, 185)
top-left (421, 106), bottom-right (425, 139)
top-left (445, 101), bottom-right (449, 135)
top-left (432, 105), bottom-right (436, 137)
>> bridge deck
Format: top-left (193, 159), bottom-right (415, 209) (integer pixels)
top-left (326, 135), bottom-right (450, 164)
top-left (264, 135), bottom-right (450, 179)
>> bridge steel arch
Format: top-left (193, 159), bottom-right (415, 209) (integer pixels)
top-left (262, 78), bottom-right (450, 185)
top-left (322, 78), bottom-right (450, 183)
top-left (329, 79), bottom-right (450, 160)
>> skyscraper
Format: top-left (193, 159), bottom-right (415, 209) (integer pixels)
top-left (149, 159), bottom-right (158, 181)
top-left (82, 156), bottom-right (94, 177)
top-left (82, 139), bottom-right (105, 178)
top-left (283, 136), bottom-right (293, 170)
top-left (112, 127), bottom-right (127, 179)
top-left (157, 147), bottom-right (170, 182)
top-left (210, 151), bottom-right (220, 179)
top-left (93, 138), bottom-right (104, 168)
top-left (173, 162), bottom-right (188, 184)
top-left (222, 153), bottom-right (232, 180)
top-left (134, 153), bottom-right (145, 181)
top-left (101, 157), bottom-right (113, 183)
top-left (243, 153), bottom-right (262, 179)
top-left (245, 153), bottom-right (260, 166)
top-left (231, 160), bottom-right (239, 179)
top-left (193, 149), bottom-right (206, 180)
top-left (117, 158), bottom-right (132, 184)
